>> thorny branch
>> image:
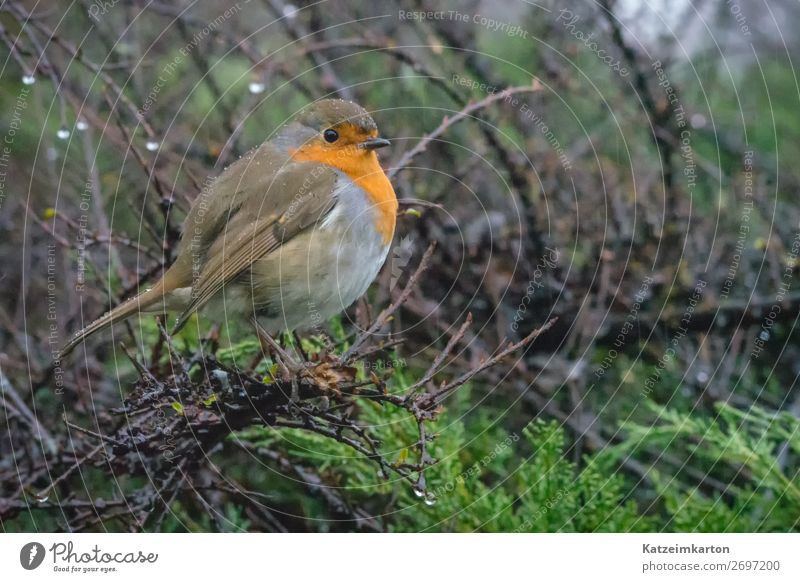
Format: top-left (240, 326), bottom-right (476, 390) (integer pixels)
top-left (0, 245), bottom-right (553, 532)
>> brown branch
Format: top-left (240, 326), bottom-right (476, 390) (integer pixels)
top-left (416, 317), bottom-right (558, 411)
top-left (389, 86), bottom-right (542, 179)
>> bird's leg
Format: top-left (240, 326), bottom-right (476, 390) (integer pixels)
top-left (251, 317), bottom-right (302, 402)
top-left (292, 330), bottom-right (309, 363)
top-left (202, 323), bottom-right (221, 354)
top-left (289, 377), bottom-right (300, 404)
top-left (251, 320), bottom-right (343, 406)
top-left (251, 318), bottom-right (297, 369)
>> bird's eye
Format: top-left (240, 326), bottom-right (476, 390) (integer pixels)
top-left (323, 129), bottom-right (339, 143)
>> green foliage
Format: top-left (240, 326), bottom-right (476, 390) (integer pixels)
top-left (225, 363), bottom-right (798, 533)
top-left (613, 402), bottom-right (800, 532)
top-left (511, 421), bottom-right (651, 532)
top-left (233, 380), bottom-right (650, 532)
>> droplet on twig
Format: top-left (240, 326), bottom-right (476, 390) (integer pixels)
top-left (146, 140), bottom-right (160, 152)
top-left (283, 4), bottom-right (298, 19)
top-left (76, 119), bottom-right (89, 131)
top-left (22, 74), bottom-right (36, 85)
top-left (413, 472), bottom-right (427, 498)
top-left (690, 113), bottom-right (707, 129)
top-left (248, 82), bottom-right (265, 94)
top-left (56, 127), bottom-right (70, 140)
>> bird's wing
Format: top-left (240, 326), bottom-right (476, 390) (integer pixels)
top-left (171, 160), bottom-right (339, 332)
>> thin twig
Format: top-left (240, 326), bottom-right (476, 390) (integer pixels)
top-left (342, 241), bottom-right (437, 362)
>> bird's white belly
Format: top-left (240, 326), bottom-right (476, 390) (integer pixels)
top-left (244, 178), bottom-right (392, 333)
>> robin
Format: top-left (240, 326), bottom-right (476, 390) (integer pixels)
top-left (60, 99), bottom-right (397, 357)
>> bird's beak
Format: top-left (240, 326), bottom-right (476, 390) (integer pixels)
top-left (359, 137), bottom-right (391, 151)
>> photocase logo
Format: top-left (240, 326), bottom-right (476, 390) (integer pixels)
top-left (20, 542), bottom-right (46, 570)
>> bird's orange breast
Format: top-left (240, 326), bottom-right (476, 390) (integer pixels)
top-left (290, 145), bottom-right (397, 244)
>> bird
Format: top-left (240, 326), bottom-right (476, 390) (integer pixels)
top-left (59, 99), bottom-right (397, 357)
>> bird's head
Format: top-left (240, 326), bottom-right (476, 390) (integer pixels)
top-left (278, 99), bottom-right (391, 172)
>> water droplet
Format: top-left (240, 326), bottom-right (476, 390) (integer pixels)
top-left (690, 113), bottom-right (707, 129)
top-left (248, 82), bottom-right (265, 94)
top-left (695, 371), bottom-right (709, 384)
top-left (412, 486), bottom-right (425, 498)
top-left (283, 4), bottom-right (298, 19)
top-left (56, 127), bottom-right (70, 140)
top-left (22, 74), bottom-right (36, 85)
top-left (76, 119), bottom-right (89, 131)
top-left (34, 493), bottom-right (49, 503)
top-left (759, 330), bottom-right (770, 342)
top-left (424, 493), bottom-right (437, 506)
top-left (146, 140), bottom-right (160, 152)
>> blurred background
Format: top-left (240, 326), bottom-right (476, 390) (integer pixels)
top-left (1, 0), bottom-right (799, 532)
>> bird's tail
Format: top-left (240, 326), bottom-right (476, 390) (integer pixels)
top-left (59, 281), bottom-right (171, 358)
